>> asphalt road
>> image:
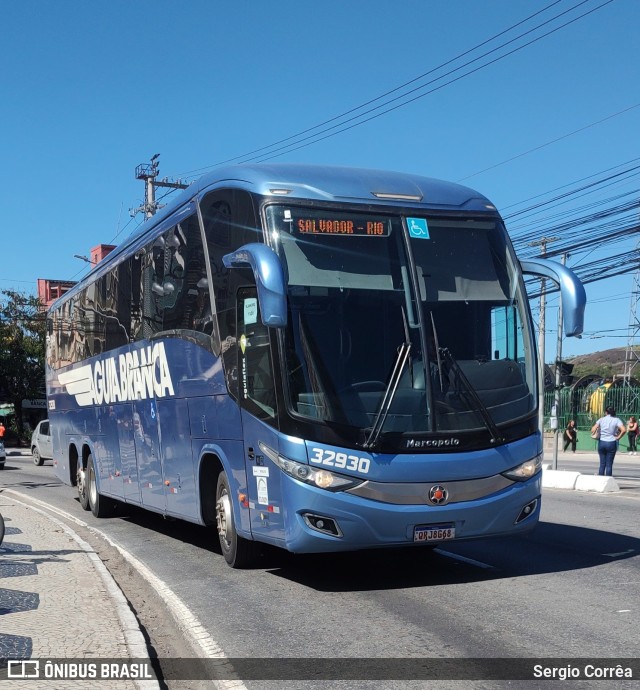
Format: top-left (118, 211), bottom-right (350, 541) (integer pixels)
top-left (2, 449), bottom-right (639, 689)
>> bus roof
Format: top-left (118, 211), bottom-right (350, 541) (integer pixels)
top-left (191, 162), bottom-right (493, 206)
top-left (137, 163), bottom-right (496, 234)
top-left (52, 164), bottom-right (498, 309)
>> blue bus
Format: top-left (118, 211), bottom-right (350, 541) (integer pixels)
top-left (47, 164), bottom-right (585, 567)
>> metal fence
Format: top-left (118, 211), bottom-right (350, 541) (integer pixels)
top-left (544, 386), bottom-right (640, 452)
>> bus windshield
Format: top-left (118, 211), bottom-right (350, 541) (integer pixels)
top-left (266, 205), bottom-right (536, 444)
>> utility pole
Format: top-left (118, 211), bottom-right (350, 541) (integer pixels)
top-left (623, 268), bottom-right (640, 382)
top-left (552, 253), bottom-right (568, 470)
top-left (621, 247), bottom-right (640, 411)
top-left (529, 237), bottom-right (558, 440)
top-left (130, 153), bottom-right (188, 218)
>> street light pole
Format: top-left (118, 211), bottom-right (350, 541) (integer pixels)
top-left (529, 237), bottom-right (558, 440)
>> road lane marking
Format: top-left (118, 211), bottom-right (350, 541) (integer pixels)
top-left (603, 549), bottom-right (636, 558)
top-left (434, 548), bottom-right (496, 570)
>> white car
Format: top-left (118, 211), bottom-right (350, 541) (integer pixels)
top-left (31, 420), bottom-right (53, 466)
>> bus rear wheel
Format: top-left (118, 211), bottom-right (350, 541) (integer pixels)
top-left (215, 471), bottom-right (257, 568)
top-left (87, 454), bottom-right (116, 518)
top-left (77, 463), bottom-right (90, 511)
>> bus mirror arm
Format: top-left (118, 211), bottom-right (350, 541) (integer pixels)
top-left (520, 258), bottom-right (586, 337)
top-left (223, 243), bottom-right (288, 328)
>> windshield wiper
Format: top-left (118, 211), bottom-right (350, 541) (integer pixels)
top-left (438, 347), bottom-right (504, 445)
top-left (363, 342), bottom-right (412, 450)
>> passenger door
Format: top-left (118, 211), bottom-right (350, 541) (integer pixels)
top-left (236, 287), bottom-right (285, 542)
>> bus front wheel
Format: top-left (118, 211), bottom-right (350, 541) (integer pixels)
top-left (215, 471), bottom-right (257, 568)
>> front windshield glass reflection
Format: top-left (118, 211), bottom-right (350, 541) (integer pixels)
top-left (266, 206), bottom-right (536, 443)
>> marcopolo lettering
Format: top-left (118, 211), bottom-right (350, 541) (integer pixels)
top-left (406, 438), bottom-right (460, 449)
top-left (58, 343), bottom-right (175, 407)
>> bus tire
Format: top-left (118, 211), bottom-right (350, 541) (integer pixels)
top-left (87, 454), bottom-right (116, 519)
top-left (77, 462), bottom-right (90, 511)
top-left (0, 511), bottom-right (5, 546)
top-left (215, 471), bottom-right (257, 568)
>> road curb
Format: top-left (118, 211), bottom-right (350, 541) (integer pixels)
top-left (5, 490), bottom-right (247, 690)
top-left (5, 492), bottom-right (161, 690)
top-left (541, 466), bottom-right (620, 492)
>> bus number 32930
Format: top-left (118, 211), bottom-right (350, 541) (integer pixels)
top-left (309, 448), bottom-right (371, 474)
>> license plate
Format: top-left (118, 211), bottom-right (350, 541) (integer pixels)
top-left (414, 524), bottom-right (455, 543)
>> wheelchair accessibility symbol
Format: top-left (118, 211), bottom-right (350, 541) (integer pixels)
top-left (408, 217), bottom-right (430, 239)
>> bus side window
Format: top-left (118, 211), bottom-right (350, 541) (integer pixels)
top-left (82, 283), bottom-right (105, 357)
top-left (99, 269), bottom-right (129, 351)
top-left (138, 240), bottom-right (165, 339)
top-left (130, 252), bottom-right (143, 341)
top-left (68, 296), bottom-right (87, 364)
top-left (161, 215), bottom-right (212, 338)
top-left (199, 188), bottom-right (261, 396)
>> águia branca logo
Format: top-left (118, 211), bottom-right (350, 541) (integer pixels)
top-left (58, 342), bottom-right (175, 407)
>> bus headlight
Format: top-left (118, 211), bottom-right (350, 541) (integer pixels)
top-left (259, 442), bottom-right (364, 492)
top-left (277, 455), bottom-right (364, 491)
top-left (501, 454), bottom-right (542, 482)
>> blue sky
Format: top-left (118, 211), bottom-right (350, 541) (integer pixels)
top-left (2, 0), bottom-right (638, 361)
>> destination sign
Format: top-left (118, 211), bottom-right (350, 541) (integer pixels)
top-left (295, 215), bottom-right (389, 237)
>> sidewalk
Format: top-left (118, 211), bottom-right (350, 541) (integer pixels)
top-left (0, 469), bottom-right (159, 689)
top-left (543, 446), bottom-right (640, 471)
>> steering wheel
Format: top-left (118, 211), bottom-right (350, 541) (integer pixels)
top-left (434, 400), bottom-right (457, 414)
top-left (349, 381), bottom-right (386, 392)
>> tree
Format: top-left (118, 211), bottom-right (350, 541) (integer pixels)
top-left (0, 290), bottom-right (46, 440)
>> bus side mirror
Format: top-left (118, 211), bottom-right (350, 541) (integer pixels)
top-left (223, 243), bottom-right (287, 327)
top-left (520, 258), bottom-right (586, 337)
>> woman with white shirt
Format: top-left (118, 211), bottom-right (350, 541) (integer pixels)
top-left (591, 406), bottom-right (626, 477)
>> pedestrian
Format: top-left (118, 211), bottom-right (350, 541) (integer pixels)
top-left (627, 415), bottom-right (638, 455)
top-left (591, 406), bottom-right (626, 477)
top-left (0, 421), bottom-right (5, 443)
top-left (563, 419), bottom-right (578, 453)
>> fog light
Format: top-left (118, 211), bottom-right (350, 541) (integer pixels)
top-left (515, 498), bottom-right (538, 524)
top-left (303, 513), bottom-right (342, 537)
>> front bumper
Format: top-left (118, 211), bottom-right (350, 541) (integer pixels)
top-left (280, 472), bottom-right (541, 553)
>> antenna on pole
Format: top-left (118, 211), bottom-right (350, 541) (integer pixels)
top-left (130, 154), bottom-right (188, 218)
top-left (134, 153), bottom-right (160, 218)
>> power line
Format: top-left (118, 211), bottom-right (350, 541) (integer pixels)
top-left (180, 0), bottom-right (613, 176)
top-left (501, 157), bottom-right (640, 213)
top-left (247, 0), bottom-right (615, 165)
top-left (178, 0), bottom-right (565, 176)
top-left (459, 103), bottom-right (640, 182)
top-left (506, 177), bottom-right (640, 230)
